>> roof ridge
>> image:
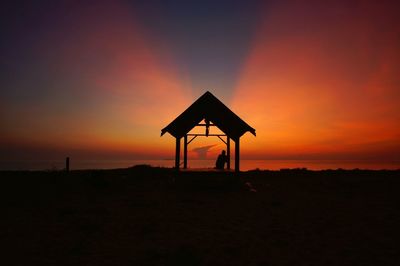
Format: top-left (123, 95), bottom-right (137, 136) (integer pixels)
top-left (161, 91), bottom-right (256, 139)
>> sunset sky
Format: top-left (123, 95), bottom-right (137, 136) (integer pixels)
top-left (1, 0), bottom-right (399, 164)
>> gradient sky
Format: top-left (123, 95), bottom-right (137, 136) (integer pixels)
top-left (1, 0), bottom-right (399, 162)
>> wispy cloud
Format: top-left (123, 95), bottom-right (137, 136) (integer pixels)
top-left (191, 144), bottom-right (218, 159)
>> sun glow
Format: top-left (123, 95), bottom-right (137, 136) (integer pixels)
top-left (232, 1), bottom-right (400, 160)
top-left (1, 1), bottom-right (193, 159)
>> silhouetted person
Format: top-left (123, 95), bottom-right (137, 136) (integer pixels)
top-left (215, 150), bottom-right (227, 170)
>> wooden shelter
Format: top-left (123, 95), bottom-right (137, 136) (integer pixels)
top-left (161, 91), bottom-right (256, 172)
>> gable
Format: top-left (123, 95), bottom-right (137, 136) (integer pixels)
top-left (161, 91), bottom-right (256, 140)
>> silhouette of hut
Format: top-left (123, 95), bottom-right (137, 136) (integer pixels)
top-left (161, 91), bottom-right (255, 172)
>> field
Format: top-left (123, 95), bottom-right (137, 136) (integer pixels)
top-left (2, 166), bottom-right (399, 265)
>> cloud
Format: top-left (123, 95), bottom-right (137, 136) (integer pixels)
top-left (191, 144), bottom-right (218, 159)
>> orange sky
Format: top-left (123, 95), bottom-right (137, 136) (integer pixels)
top-left (1, 1), bottom-right (399, 163)
top-left (1, 1), bottom-right (193, 160)
top-left (232, 1), bottom-right (400, 160)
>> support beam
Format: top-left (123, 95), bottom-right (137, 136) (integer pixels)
top-left (235, 138), bottom-right (240, 172)
top-left (227, 137), bottom-right (231, 170)
top-left (205, 119), bottom-right (210, 136)
top-left (175, 137), bottom-right (181, 170)
top-left (196, 123), bottom-right (217, 127)
top-left (187, 135), bottom-right (197, 144)
top-left (183, 135), bottom-right (188, 169)
top-left (217, 135), bottom-right (227, 144)
top-left (187, 134), bottom-right (226, 137)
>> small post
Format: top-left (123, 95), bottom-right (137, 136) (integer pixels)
top-left (175, 137), bottom-right (181, 170)
top-left (227, 137), bottom-right (231, 170)
top-left (66, 157), bottom-right (70, 172)
top-left (235, 138), bottom-right (240, 172)
top-left (183, 134), bottom-right (188, 169)
top-left (205, 119), bottom-right (210, 136)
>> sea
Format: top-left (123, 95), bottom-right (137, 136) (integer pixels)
top-left (1, 159), bottom-right (399, 171)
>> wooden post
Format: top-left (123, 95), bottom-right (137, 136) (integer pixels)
top-left (66, 157), bottom-right (70, 172)
top-left (227, 137), bottom-right (231, 170)
top-left (235, 138), bottom-right (240, 172)
top-left (175, 137), bottom-right (181, 170)
top-left (183, 134), bottom-right (188, 169)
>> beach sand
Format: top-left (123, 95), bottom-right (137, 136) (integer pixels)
top-left (1, 166), bottom-right (399, 265)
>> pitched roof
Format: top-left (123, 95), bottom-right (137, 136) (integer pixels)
top-left (161, 91), bottom-right (256, 140)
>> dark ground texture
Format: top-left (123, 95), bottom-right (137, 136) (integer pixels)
top-left (1, 166), bottom-right (399, 265)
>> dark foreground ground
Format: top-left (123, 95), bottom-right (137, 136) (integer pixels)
top-left (1, 166), bottom-right (399, 266)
